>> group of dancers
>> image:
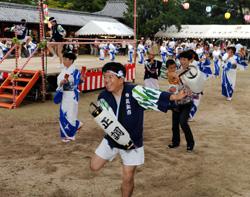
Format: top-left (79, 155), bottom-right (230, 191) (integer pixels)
top-left (141, 39), bottom-right (248, 99)
top-left (54, 39), bottom-right (248, 196)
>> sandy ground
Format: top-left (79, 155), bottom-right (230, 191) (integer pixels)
top-left (1, 59), bottom-right (250, 197)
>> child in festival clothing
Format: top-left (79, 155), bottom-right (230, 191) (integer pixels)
top-left (99, 42), bottom-right (107, 60)
top-left (137, 40), bottom-right (146, 64)
top-left (144, 52), bottom-right (162, 90)
top-left (127, 43), bottom-right (134, 63)
top-left (199, 51), bottom-right (212, 80)
top-left (221, 46), bottom-right (238, 101)
top-left (212, 45), bottom-right (222, 77)
top-left (108, 42), bottom-right (117, 61)
top-left (166, 59), bottom-right (179, 94)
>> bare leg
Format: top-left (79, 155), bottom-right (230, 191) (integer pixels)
top-left (57, 44), bottom-right (63, 64)
top-left (121, 165), bottom-right (136, 197)
top-left (25, 36), bottom-right (32, 48)
top-left (90, 154), bottom-right (108, 172)
top-left (47, 44), bottom-right (56, 56)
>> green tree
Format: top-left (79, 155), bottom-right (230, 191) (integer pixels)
top-left (70, 0), bottom-right (107, 12)
top-left (47, 0), bottom-right (107, 12)
top-left (125, 0), bottom-right (183, 38)
top-left (125, 0), bottom-right (250, 37)
top-left (0, 0), bottom-right (108, 12)
top-left (0, 0), bottom-right (36, 5)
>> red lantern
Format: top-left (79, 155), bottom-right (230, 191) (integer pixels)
top-left (182, 2), bottom-right (190, 10)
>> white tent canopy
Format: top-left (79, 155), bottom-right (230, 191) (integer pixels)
top-left (76, 20), bottom-right (134, 37)
top-left (155, 25), bottom-right (250, 39)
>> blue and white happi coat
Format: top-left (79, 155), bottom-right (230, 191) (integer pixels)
top-left (212, 50), bottom-right (221, 76)
top-left (128, 44), bottom-right (134, 63)
top-left (98, 83), bottom-right (173, 149)
top-left (108, 43), bottom-right (116, 61)
top-left (160, 45), bottom-right (167, 64)
top-left (235, 53), bottom-right (248, 71)
top-left (166, 47), bottom-right (174, 57)
top-left (57, 64), bottom-right (82, 141)
top-left (99, 43), bottom-right (107, 60)
top-left (198, 55), bottom-right (212, 79)
top-left (137, 44), bottom-right (146, 64)
top-left (221, 55), bottom-right (237, 99)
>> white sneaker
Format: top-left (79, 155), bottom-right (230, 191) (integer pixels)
top-left (62, 138), bottom-right (71, 143)
top-left (226, 97), bottom-right (232, 101)
top-left (66, 136), bottom-right (75, 141)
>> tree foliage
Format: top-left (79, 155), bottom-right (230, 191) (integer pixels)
top-left (0, 0), bottom-right (108, 12)
top-left (0, 0), bottom-right (37, 5)
top-left (125, 0), bottom-right (250, 37)
top-left (46, 0), bottom-right (107, 12)
top-left (1, 0), bottom-right (249, 38)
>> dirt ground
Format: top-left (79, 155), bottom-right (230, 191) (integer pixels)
top-left (1, 60), bottom-right (250, 197)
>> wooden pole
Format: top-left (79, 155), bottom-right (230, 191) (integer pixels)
top-left (133, 0), bottom-right (137, 75)
top-left (39, 0), bottom-right (46, 102)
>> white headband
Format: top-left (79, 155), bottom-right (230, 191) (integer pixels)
top-left (106, 70), bottom-right (125, 78)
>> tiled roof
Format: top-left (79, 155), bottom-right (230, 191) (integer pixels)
top-left (94, 0), bottom-right (127, 18)
top-left (0, 2), bottom-right (118, 26)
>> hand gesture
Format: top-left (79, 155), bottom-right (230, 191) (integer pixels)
top-left (170, 90), bottom-right (187, 101)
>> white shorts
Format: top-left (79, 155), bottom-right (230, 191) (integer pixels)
top-left (95, 138), bottom-right (144, 166)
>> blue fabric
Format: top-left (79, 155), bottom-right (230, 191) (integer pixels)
top-left (59, 107), bottom-right (80, 138)
top-left (73, 69), bottom-right (81, 102)
top-left (58, 68), bottom-right (81, 140)
top-left (157, 91), bottom-right (174, 112)
top-left (199, 58), bottom-right (212, 77)
top-left (221, 68), bottom-right (233, 98)
top-left (98, 83), bottom-right (172, 149)
top-left (128, 51), bottom-right (133, 63)
top-left (110, 51), bottom-right (115, 61)
top-left (235, 54), bottom-right (248, 70)
top-left (161, 52), bottom-right (167, 64)
top-left (214, 59), bottom-right (220, 76)
top-left (167, 47), bottom-right (174, 56)
top-left (190, 103), bottom-right (197, 118)
top-left (138, 52), bottom-right (144, 64)
top-left (54, 90), bottom-right (63, 104)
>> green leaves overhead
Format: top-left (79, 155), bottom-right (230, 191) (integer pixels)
top-left (124, 0), bottom-right (249, 37)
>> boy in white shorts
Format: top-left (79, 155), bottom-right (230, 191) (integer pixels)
top-left (90, 62), bottom-right (187, 197)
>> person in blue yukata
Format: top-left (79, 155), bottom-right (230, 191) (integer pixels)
top-left (90, 62), bottom-right (187, 197)
top-left (55, 52), bottom-right (83, 142)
